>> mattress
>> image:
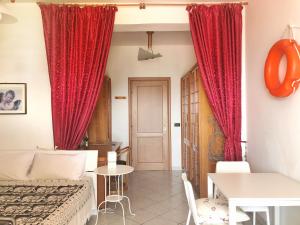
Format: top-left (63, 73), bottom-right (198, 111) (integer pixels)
top-left (0, 177), bottom-right (94, 225)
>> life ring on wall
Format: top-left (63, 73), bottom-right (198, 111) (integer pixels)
top-left (264, 39), bottom-right (300, 97)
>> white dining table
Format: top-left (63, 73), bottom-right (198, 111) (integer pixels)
top-left (207, 173), bottom-right (300, 225)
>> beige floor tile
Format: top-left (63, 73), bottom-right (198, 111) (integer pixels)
top-left (126, 209), bottom-right (161, 224)
top-left (129, 196), bottom-right (157, 210)
top-left (142, 216), bottom-right (179, 225)
top-left (87, 170), bottom-right (190, 225)
top-left (160, 207), bottom-right (190, 224)
top-left (110, 218), bottom-right (139, 225)
top-left (143, 201), bottom-right (174, 215)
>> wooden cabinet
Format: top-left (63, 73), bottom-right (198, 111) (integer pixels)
top-left (181, 65), bottom-right (225, 198)
top-left (97, 157), bottom-right (106, 206)
top-left (92, 143), bottom-right (121, 206)
top-left (88, 76), bottom-right (112, 146)
top-left (87, 75), bottom-right (112, 206)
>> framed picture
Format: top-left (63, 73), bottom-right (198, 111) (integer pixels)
top-left (0, 83), bottom-right (27, 114)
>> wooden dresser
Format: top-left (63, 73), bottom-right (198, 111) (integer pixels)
top-left (181, 65), bottom-right (225, 198)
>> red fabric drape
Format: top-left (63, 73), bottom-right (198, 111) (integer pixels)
top-left (187, 4), bottom-right (243, 161)
top-left (39, 4), bottom-right (117, 149)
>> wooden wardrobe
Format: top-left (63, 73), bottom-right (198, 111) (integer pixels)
top-left (181, 65), bottom-right (225, 198)
top-left (87, 75), bottom-right (112, 205)
top-left (88, 75), bottom-right (112, 151)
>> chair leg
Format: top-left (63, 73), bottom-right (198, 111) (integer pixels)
top-left (253, 212), bottom-right (256, 225)
top-left (266, 208), bottom-right (271, 225)
top-left (186, 210), bottom-right (191, 225)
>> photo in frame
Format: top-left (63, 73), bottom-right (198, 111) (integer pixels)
top-left (0, 83), bottom-right (27, 114)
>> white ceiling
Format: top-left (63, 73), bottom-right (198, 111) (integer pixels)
top-left (1, 0), bottom-right (246, 32)
top-left (114, 24), bottom-right (189, 32)
top-left (111, 31), bottom-right (193, 46)
top-left (2, 0), bottom-right (245, 3)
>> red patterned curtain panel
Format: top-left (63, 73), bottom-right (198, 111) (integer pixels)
top-left (39, 4), bottom-right (117, 149)
top-left (187, 4), bottom-right (243, 160)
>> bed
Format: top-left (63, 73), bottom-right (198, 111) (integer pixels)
top-left (0, 150), bottom-right (98, 225)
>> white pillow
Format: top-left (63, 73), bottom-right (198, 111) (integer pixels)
top-left (29, 153), bottom-right (86, 180)
top-left (0, 152), bottom-right (35, 180)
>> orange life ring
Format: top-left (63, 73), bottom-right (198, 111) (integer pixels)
top-left (264, 39), bottom-right (300, 97)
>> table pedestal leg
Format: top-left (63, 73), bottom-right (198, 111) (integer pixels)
top-left (207, 176), bottom-right (214, 198)
top-left (274, 206), bottom-right (280, 225)
top-left (105, 176), bottom-right (107, 213)
top-left (228, 200), bottom-right (237, 225)
top-left (95, 200), bottom-right (108, 225)
top-left (123, 196), bottom-right (135, 216)
top-left (118, 201), bottom-right (126, 225)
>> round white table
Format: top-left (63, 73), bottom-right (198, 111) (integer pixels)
top-left (94, 165), bottom-right (135, 225)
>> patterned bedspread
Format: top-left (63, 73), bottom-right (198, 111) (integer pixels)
top-left (0, 178), bottom-right (93, 225)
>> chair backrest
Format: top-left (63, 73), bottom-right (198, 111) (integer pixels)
top-left (216, 161), bottom-right (251, 173)
top-left (182, 173), bottom-right (202, 224)
top-left (117, 146), bottom-right (130, 164)
top-left (214, 161), bottom-right (251, 198)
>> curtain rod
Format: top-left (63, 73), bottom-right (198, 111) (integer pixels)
top-left (37, 1), bottom-right (248, 8)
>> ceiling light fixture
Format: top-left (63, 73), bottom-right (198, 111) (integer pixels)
top-left (138, 31), bottom-right (162, 61)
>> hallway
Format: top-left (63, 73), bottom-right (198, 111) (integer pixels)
top-left (90, 171), bottom-right (188, 225)
top-left (89, 171), bottom-right (259, 225)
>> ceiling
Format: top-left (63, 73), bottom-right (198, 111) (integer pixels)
top-left (111, 31), bottom-right (193, 46)
top-left (2, 0), bottom-right (245, 3)
top-left (0, 0), bottom-right (246, 32)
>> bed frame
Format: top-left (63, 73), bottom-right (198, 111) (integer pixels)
top-left (0, 149), bottom-right (99, 214)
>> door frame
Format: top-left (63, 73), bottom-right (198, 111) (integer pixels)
top-left (128, 77), bottom-right (172, 170)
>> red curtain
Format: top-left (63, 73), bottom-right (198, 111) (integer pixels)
top-left (187, 4), bottom-right (243, 161)
top-left (39, 4), bottom-right (117, 149)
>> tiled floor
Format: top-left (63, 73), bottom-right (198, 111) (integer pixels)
top-left (88, 171), bottom-right (260, 225)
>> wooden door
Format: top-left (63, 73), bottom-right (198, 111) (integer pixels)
top-left (129, 78), bottom-right (170, 170)
top-left (181, 76), bottom-right (190, 173)
top-left (180, 66), bottom-right (224, 198)
top-left (189, 69), bottom-right (200, 191)
top-left (198, 73), bottom-right (224, 197)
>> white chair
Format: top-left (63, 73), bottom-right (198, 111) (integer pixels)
top-left (182, 173), bottom-right (249, 225)
top-left (215, 161), bottom-right (270, 225)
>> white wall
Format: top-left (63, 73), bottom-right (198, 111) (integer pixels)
top-left (106, 32), bottom-right (196, 170)
top-left (0, 4), bottom-right (194, 165)
top-left (0, 3), bottom-right (54, 150)
top-left (0, 3), bottom-right (192, 151)
top-left (246, 0), bottom-right (300, 223)
top-left (114, 5), bottom-right (189, 32)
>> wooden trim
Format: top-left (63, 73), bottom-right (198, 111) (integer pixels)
top-left (128, 79), bottom-right (132, 166)
top-left (128, 77), bottom-right (171, 170)
top-left (128, 77), bottom-right (171, 81)
top-left (168, 77), bottom-right (172, 170)
top-left (115, 96), bottom-right (127, 99)
top-left (38, 1), bottom-right (249, 7)
top-left (186, 64), bottom-right (198, 76)
top-left (180, 77), bottom-right (184, 170)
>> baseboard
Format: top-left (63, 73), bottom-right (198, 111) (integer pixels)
top-left (172, 167), bottom-right (182, 171)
